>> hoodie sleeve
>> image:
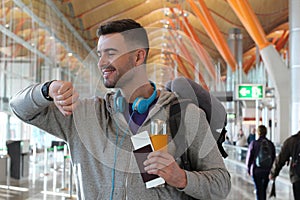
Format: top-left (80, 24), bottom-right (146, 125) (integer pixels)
top-left (270, 139), bottom-right (291, 178)
top-left (9, 83), bottom-right (74, 141)
top-left (246, 141), bottom-right (255, 175)
top-left (179, 104), bottom-right (231, 200)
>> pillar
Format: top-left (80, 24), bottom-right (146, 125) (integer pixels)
top-left (290, 0), bottom-right (300, 134)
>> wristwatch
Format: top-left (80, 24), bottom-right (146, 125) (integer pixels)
top-left (41, 80), bottom-right (55, 101)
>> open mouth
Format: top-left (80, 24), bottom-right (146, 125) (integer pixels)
top-left (102, 67), bottom-right (116, 79)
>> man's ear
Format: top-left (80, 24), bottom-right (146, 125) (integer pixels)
top-left (134, 49), bottom-right (147, 66)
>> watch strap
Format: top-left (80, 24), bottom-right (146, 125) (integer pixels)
top-left (41, 80), bottom-right (55, 101)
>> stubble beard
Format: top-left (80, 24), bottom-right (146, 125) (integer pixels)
top-left (103, 76), bottom-right (117, 88)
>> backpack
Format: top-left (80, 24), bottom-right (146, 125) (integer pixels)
top-left (256, 139), bottom-right (273, 169)
top-left (165, 77), bottom-right (228, 167)
top-left (292, 138), bottom-right (300, 176)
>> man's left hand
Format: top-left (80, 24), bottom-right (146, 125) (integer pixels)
top-left (143, 151), bottom-right (187, 188)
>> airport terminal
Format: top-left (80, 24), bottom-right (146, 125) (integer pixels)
top-left (0, 0), bottom-right (299, 199)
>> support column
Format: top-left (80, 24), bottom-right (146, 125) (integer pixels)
top-left (290, 0), bottom-right (300, 134)
top-left (228, 0), bottom-right (290, 143)
top-left (226, 28), bottom-right (243, 141)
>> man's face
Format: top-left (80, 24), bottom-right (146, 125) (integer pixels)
top-left (97, 33), bottom-right (136, 88)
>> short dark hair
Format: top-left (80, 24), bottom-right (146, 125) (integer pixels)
top-left (257, 125), bottom-right (267, 136)
top-left (97, 19), bottom-right (149, 62)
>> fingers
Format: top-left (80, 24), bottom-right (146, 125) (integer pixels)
top-left (144, 151), bottom-right (174, 166)
top-left (57, 82), bottom-right (73, 95)
top-left (143, 151), bottom-right (175, 173)
top-left (143, 151), bottom-right (187, 188)
top-left (49, 81), bottom-right (79, 116)
top-left (55, 89), bottom-right (79, 106)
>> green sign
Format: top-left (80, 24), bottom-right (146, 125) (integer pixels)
top-left (236, 84), bottom-right (264, 100)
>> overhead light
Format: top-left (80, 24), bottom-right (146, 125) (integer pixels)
top-left (5, 24), bottom-right (9, 28)
top-left (68, 53), bottom-right (73, 57)
top-left (164, 8), bottom-right (170, 16)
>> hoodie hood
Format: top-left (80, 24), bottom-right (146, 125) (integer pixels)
top-left (156, 89), bottom-right (177, 106)
top-left (104, 90), bottom-right (117, 114)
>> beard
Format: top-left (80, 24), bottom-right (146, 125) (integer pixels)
top-left (102, 56), bottom-right (136, 88)
top-left (102, 64), bottom-right (118, 88)
top-left (103, 78), bottom-right (116, 88)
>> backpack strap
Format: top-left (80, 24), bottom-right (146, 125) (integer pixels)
top-left (169, 98), bottom-right (193, 171)
top-left (169, 97), bottom-right (228, 168)
top-left (217, 127), bottom-right (228, 158)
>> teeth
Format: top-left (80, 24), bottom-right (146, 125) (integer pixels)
top-left (102, 69), bottom-right (114, 73)
top-left (103, 70), bottom-right (115, 77)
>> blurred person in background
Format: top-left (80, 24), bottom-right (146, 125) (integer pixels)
top-left (246, 125), bottom-right (275, 200)
top-left (270, 130), bottom-right (300, 200)
top-left (236, 129), bottom-right (247, 147)
top-left (247, 128), bottom-right (256, 146)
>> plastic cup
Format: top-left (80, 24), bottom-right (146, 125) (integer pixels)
top-left (150, 119), bottom-right (168, 152)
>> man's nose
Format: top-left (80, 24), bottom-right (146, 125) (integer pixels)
top-left (97, 55), bottom-right (109, 69)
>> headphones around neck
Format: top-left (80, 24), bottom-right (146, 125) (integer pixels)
top-left (114, 90), bottom-right (125, 113)
top-left (132, 81), bottom-right (157, 114)
top-left (114, 81), bottom-right (157, 114)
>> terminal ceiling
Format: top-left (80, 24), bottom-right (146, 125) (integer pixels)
top-left (0, 0), bottom-right (289, 84)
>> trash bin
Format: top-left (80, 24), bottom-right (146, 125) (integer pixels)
top-left (6, 140), bottom-right (30, 179)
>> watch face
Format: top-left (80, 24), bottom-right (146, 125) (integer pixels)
top-left (42, 81), bottom-right (54, 101)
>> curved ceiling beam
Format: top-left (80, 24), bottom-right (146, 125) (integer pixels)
top-left (172, 5), bottom-right (217, 80)
top-left (227, 0), bottom-right (270, 50)
top-left (187, 0), bottom-right (237, 71)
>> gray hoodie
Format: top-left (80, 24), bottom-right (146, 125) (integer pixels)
top-left (10, 83), bottom-right (231, 200)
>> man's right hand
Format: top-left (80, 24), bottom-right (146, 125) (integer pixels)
top-left (48, 81), bottom-right (79, 116)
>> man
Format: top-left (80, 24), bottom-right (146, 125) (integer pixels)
top-left (246, 125), bottom-right (275, 200)
top-left (10, 19), bottom-right (230, 199)
top-left (247, 128), bottom-right (256, 146)
top-left (269, 131), bottom-right (300, 200)
top-left (236, 129), bottom-right (247, 147)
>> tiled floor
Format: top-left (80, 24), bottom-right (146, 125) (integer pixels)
top-left (0, 152), bottom-right (294, 200)
top-left (0, 152), bottom-right (75, 200)
top-left (224, 159), bottom-right (293, 200)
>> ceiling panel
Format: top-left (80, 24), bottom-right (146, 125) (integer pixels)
top-left (0, 0), bottom-right (289, 86)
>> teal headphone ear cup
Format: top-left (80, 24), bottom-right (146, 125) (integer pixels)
top-left (132, 82), bottom-right (157, 114)
top-left (116, 96), bottom-right (125, 112)
top-left (132, 97), bottom-right (147, 114)
top-left (114, 90), bottom-right (125, 113)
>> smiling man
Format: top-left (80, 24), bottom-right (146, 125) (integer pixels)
top-left (9, 19), bottom-right (231, 199)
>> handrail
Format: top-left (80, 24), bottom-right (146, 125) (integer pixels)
top-left (223, 143), bottom-right (290, 180)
